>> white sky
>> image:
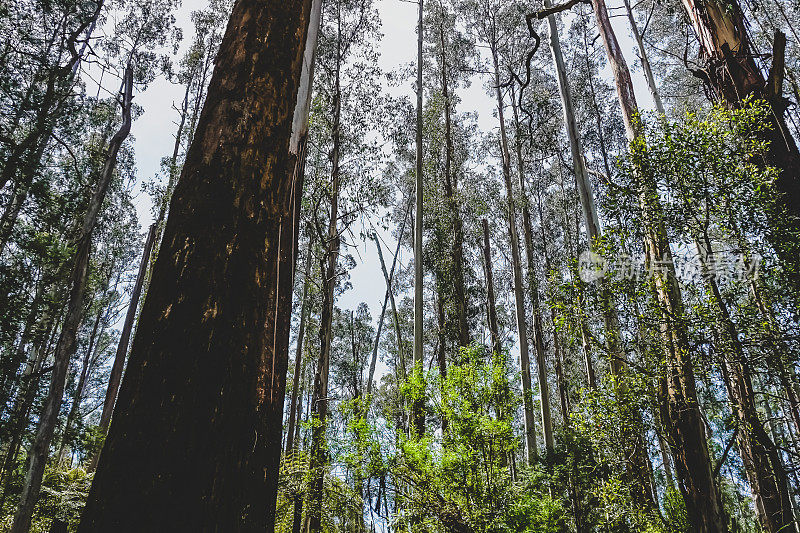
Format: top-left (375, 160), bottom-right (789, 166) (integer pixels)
top-left (123, 0), bottom-right (658, 355)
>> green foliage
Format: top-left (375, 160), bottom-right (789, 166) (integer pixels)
top-left (391, 345), bottom-right (569, 532)
top-left (662, 487), bottom-right (688, 533)
top-left (0, 465), bottom-right (93, 533)
top-left (275, 451), bottom-right (365, 533)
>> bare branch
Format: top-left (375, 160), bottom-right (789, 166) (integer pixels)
top-left (535, 0), bottom-right (590, 20)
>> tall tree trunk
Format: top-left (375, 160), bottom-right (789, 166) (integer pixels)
top-left (284, 0), bottom-right (323, 461)
top-left (509, 88), bottom-right (553, 453)
top-left (491, 43), bottom-right (537, 464)
top-left (78, 0), bottom-right (314, 527)
top-left (285, 242), bottom-right (313, 457)
top-left (582, 0), bottom-right (727, 526)
top-left (12, 65), bottom-right (134, 533)
top-left (481, 219), bottom-right (502, 358)
top-left (697, 237), bottom-right (793, 533)
top-left (412, 0), bottom-right (425, 438)
top-left (681, 3), bottom-right (800, 278)
top-left (438, 20), bottom-right (468, 348)
top-left (621, 0), bottom-right (665, 114)
top-left (307, 33), bottom-right (343, 530)
top-left (93, 223), bottom-right (157, 449)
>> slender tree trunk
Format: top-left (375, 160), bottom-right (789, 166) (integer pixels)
top-left (93, 222), bottom-right (156, 451)
top-left (438, 20), bottom-right (468, 348)
top-left (509, 89), bottom-right (553, 453)
top-left (434, 280), bottom-right (448, 432)
top-left (697, 238), bottom-right (793, 533)
top-left (78, 0), bottom-right (314, 527)
top-left (481, 220), bottom-right (502, 358)
top-left (621, 0), bottom-right (665, 114)
top-left (743, 258), bottom-right (800, 441)
top-left (12, 66), bottom-right (134, 533)
top-left (307, 32), bottom-right (343, 530)
top-left (412, 0), bottom-right (425, 438)
top-left (284, 0), bottom-right (323, 464)
top-left (285, 243), bottom-right (313, 457)
top-left (491, 43), bottom-right (537, 464)
top-left (0, 277), bottom-right (46, 412)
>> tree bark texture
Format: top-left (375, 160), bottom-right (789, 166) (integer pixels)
top-left (78, 1), bottom-right (313, 528)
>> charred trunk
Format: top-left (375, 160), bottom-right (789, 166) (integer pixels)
top-left (77, 1), bottom-right (313, 527)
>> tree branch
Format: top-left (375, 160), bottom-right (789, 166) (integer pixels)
top-left (535, 0), bottom-right (590, 20)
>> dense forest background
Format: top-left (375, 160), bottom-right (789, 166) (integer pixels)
top-left (1, 0), bottom-right (800, 530)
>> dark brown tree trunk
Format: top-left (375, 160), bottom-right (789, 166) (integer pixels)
top-left (481, 219), bottom-right (502, 358)
top-left (93, 223), bottom-right (156, 447)
top-left (12, 65), bottom-right (134, 533)
top-left (77, 0), bottom-right (313, 527)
